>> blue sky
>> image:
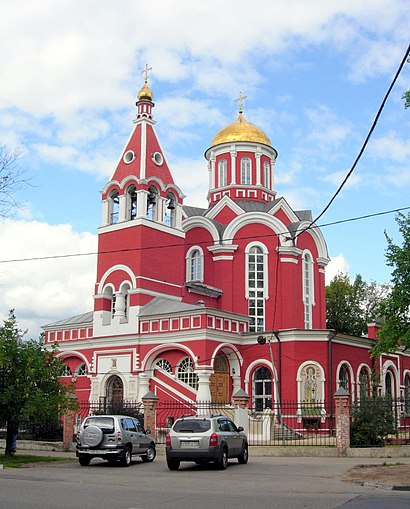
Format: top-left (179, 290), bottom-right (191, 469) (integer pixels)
top-left (0, 0), bottom-right (409, 338)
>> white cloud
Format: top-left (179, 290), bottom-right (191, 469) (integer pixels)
top-left (0, 219), bottom-right (97, 339)
top-left (325, 253), bottom-right (350, 285)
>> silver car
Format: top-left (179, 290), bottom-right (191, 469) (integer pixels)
top-left (76, 415), bottom-right (156, 466)
top-left (165, 414), bottom-right (248, 470)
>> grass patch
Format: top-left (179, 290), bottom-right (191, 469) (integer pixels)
top-left (0, 454), bottom-right (74, 468)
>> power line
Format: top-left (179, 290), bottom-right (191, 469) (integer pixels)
top-left (0, 205), bottom-right (409, 265)
top-left (294, 43), bottom-right (410, 240)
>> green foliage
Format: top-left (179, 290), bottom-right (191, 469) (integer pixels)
top-left (404, 90), bottom-right (410, 109)
top-left (372, 212), bottom-right (410, 356)
top-left (0, 311), bottom-right (78, 453)
top-left (0, 454), bottom-right (74, 468)
top-left (350, 396), bottom-right (396, 447)
top-left (326, 273), bottom-right (389, 336)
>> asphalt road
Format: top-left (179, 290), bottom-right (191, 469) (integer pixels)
top-left (1, 455), bottom-right (410, 509)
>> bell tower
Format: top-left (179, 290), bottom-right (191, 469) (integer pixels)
top-left (93, 67), bottom-right (186, 337)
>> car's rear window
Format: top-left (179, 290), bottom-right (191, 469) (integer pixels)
top-left (84, 417), bottom-right (114, 430)
top-left (173, 419), bottom-right (211, 433)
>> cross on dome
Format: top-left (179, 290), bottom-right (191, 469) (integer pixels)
top-left (235, 91), bottom-right (247, 114)
top-left (142, 63), bottom-right (152, 83)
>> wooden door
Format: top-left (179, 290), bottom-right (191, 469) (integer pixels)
top-left (210, 354), bottom-right (229, 403)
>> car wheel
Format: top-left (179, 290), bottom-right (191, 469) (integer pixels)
top-left (166, 458), bottom-right (180, 471)
top-left (141, 445), bottom-right (156, 462)
top-left (78, 456), bottom-right (91, 466)
top-left (238, 443), bottom-right (249, 464)
top-left (120, 447), bottom-right (132, 467)
top-left (216, 447), bottom-right (228, 470)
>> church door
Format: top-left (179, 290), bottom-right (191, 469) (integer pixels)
top-left (210, 354), bottom-right (229, 403)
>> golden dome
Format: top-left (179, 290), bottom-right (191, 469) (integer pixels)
top-left (137, 80), bottom-right (154, 101)
top-left (211, 112), bottom-right (271, 147)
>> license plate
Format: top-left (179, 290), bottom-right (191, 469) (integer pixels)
top-left (181, 441), bottom-right (199, 448)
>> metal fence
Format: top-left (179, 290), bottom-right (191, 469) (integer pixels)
top-left (155, 400), bottom-right (336, 447)
top-left (350, 397), bottom-right (410, 447)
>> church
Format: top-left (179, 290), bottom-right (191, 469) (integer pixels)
top-left (43, 71), bottom-right (410, 420)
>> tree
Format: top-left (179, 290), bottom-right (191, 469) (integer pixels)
top-left (0, 144), bottom-right (30, 217)
top-left (372, 212), bottom-right (410, 356)
top-left (326, 273), bottom-right (389, 336)
top-left (403, 90), bottom-right (410, 109)
top-left (0, 311), bottom-right (77, 455)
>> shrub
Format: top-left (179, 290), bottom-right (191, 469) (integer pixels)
top-left (350, 396), bottom-right (396, 447)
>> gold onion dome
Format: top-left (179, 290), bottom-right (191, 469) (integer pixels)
top-left (211, 112), bottom-right (271, 147)
top-left (137, 80), bottom-right (154, 101)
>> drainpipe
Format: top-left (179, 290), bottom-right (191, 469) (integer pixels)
top-left (327, 329), bottom-right (337, 434)
top-left (273, 330), bottom-right (281, 406)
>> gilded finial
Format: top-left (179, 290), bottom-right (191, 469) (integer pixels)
top-left (235, 92), bottom-right (247, 114)
top-left (137, 64), bottom-right (154, 101)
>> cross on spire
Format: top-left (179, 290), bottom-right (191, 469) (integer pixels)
top-left (235, 91), bottom-right (247, 113)
top-left (142, 64), bottom-right (152, 83)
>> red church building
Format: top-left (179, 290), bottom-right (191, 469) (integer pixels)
top-left (44, 74), bottom-right (410, 425)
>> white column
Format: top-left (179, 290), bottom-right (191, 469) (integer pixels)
top-left (210, 157), bottom-right (216, 189)
top-left (196, 370), bottom-right (213, 412)
top-left (255, 153), bottom-right (261, 185)
top-left (137, 373), bottom-right (151, 402)
top-left (118, 194), bottom-right (127, 222)
top-left (230, 150), bottom-right (237, 184)
top-left (114, 293), bottom-right (126, 319)
top-left (232, 375), bottom-right (242, 396)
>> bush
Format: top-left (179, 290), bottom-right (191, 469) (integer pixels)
top-left (350, 396), bottom-right (396, 447)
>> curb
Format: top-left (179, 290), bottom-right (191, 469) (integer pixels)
top-left (352, 480), bottom-right (410, 491)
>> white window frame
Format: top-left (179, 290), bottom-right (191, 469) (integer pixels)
top-left (186, 246), bottom-right (204, 282)
top-left (240, 157), bottom-right (251, 185)
top-left (263, 160), bottom-right (270, 189)
top-left (302, 250), bottom-right (314, 329)
top-left (245, 242), bottom-right (268, 332)
top-left (218, 159), bottom-right (227, 187)
top-left (177, 357), bottom-right (199, 390)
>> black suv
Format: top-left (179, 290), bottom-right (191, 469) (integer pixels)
top-left (76, 415), bottom-right (156, 466)
top-left (165, 414), bottom-right (248, 470)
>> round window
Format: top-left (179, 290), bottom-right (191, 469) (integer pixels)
top-left (123, 150), bottom-right (135, 164)
top-left (152, 152), bottom-right (163, 165)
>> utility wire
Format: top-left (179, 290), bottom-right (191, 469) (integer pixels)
top-left (294, 43), bottom-right (410, 240)
top-left (0, 205), bottom-right (409, 264)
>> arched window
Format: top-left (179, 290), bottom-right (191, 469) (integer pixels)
top-left (102, 286), bottom-right (114, 325)
top-left (253, 366), bottom-right (272, 411)
top-left (118, 283), bottom-right (130, 321)
top-left (164, 192), bottom-right (176, 227)
top-left (302, 251), bottom-right (314, 329)
top-left (147, 185), bottom-right (158, 221)
top-left (106, 375), bottom-right (123, 405)
top-left (155, 358), bottom-right (172, 373)
top-left (76, 363), bottom-right (87, 376)
top-left (339, 365), bottom-right (349, 390)
top-left (358, 367), bottom-right (370, 400)
top-left (247, 245), bottom-right (266, 332)
top-left (263, 161), bottom-right (270, 188)
top-left (62, 364), bottom-right (72, 377)
top-left (186, 247), bottom-right (203, 282)
top-left (404, 373), bottom-right (410, 415)
top-left (385, 370), bottom-right (393, 398)
top-left (240, 157), bottom-right (251, 185)
top-left (177, 357), bottom-right (198, 390)
top-left (127, 185), bottom-right (137, 220)
top-left (218, 159), bottom-right (227, 187)
top-left (109, 190), bottom-right (120, 225)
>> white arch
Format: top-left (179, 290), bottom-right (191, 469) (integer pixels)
top-left (356, 363), bottom-right (372, 399)
top-left (101, 179), bottom-right (121, 195)
top-left (336, 360), bottom-right (355, 391)
top-left (182, 216), bottom-right (221, 243)
top-left (141, 343), bottom-right (199, 374)
top-left (296, 360), bottom-right (326, 404)
top-left (381, 360), bottom-right (400, 397)
top-left (98, 265), bottom-right (137, 293)
top-left (210, 343), bottom-right (243, 374)
top-left (292, 220), bottom-right (329, 260)
top-left (56, 351), bottom-right (90, 369)
top-left (223, 212), bottom-right (289, 247)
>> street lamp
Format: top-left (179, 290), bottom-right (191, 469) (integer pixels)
top-left (257, 335), bottom-right (282, 425)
